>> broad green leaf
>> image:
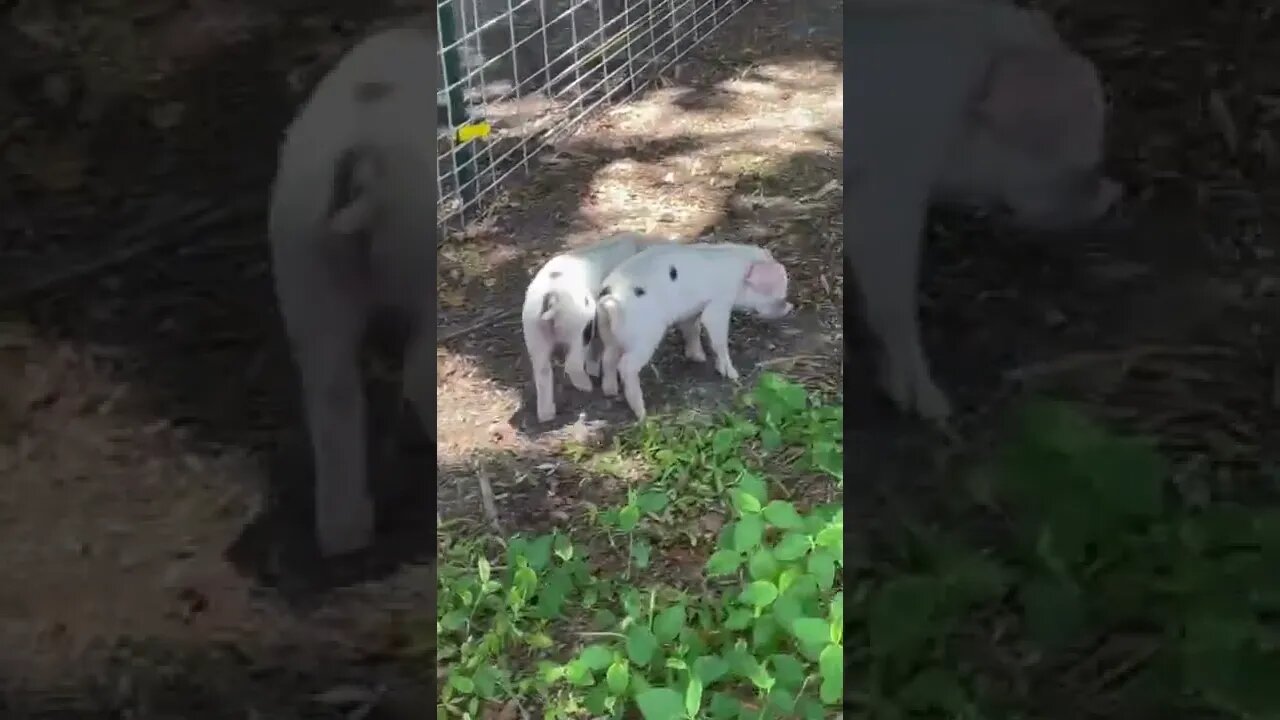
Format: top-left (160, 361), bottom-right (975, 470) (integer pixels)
top-left (638, 491), bottom-right (669, 514)
top-left (736, 472), bottom-right (769, 505)
top-left (771, 592), bottom-right (803, 629)
top-left (734, 490), bottom-right (763, 514)
top-left (739, 580), bottom-right (780, 609)
top-left (627, 624), bottom-right (659, 666)
top-left (733, 515), bottom-right (765, 552)
top-left (774, 532), bottom-right (812, 561)
top-left (553, 533), bottom-right (574, 561)
top-left (898, 666), bottom-right (968, 712)
top-left (748, 548), bottom-right (780, 580)
top-left (820, 674), bottom-right (843, 705)
top-left (763, 500), bottom-right (804, 530)
top-left (752, 615), bottom-right (780, 650)
top-left (448, 674), bottom-right (475, 694)
top-left (694, 655), bottom-right (730, 686)
top-left (631, 537), bottom-right (652, 568)
top-left (654, 605), bottom-right (687, 643)
top-left (807, 551), bottom-right (836, 590)
top-left (767, 687), bottom-right (798, 714)
top-left (606, 661), bottom-right (630, 694)
top-left (790, 617), bottom-right (831, 648)
top-left (749, 663), bottom-right (775, 692)
top-left (585, 686), bottom-right (611, 714)
top-left (706, 549), bottom-right (743, 576)
top-left (867, 575), bottom-right (942, 660)
top-left (618, 504), bottom-right (641, 532)
top-left (1020, 575), bottom-right (1087, 649)
top-left (769, 653), bottom-right (806, 690)
top-left (706, 691), bottom-right (743, 720)
top-left (1080, 437), bottom-right (1165, 521)
top-left (472, 665), bottom-right (500, 698)
top-left (685, 676), bottom-right (704, 717)
top-left (525, 534), bottom-right (554, 570)
top-left (815, 525), bottom-right (843, 560)
top-left (579, 644), bottom-right (614, 671)
top-left (725, 608), bottom-right (753, 630)
top-left (636, 688), bottom-right (685, 720)
top-left (565, 660), bottom-right (594, 687)
top-left (819, 643), bottom-right (842, 686)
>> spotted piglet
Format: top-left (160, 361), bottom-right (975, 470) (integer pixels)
top-left (595, 242), bottom-right (794, 420)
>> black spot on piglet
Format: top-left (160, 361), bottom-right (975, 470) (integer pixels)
top-left (541, 292), bottom-right (555, 314)
top-left (549, 270), bottom-right (562, 279)
top-left (599, 286), bottom-right (612, 298)
top-left (633, 287), bottom-right (646, 297)
top-left (669, 265), bottom-right (678, 281)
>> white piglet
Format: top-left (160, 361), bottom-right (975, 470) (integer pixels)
top-left (521, 231), bottom-right (670, 423)
top-left (595, 243), bottom-right (794, 420)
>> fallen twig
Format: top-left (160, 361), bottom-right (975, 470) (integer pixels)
top-left (476, 469), bottom-right (503, 534)
top-left (1004, 345), bottom-right (1236, 383)
top-left (0, 198), bottom-right (258, 305)
top-left (438, 309), bottom-right (518, 343)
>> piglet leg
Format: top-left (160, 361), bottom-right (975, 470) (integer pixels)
top-left (847, 181), bottom-right (951, 420)
top-left (699, 301), bottom-right (739, 382)
top-left (677, 316), bottom-right (707, 362)
top-left (276, 256), bottom-right (375, 557)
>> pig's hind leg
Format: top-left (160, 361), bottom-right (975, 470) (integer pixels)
top-left (522, 317), bottom-right (558, 422)
top-left (275, 252), bottom-right (376, 557)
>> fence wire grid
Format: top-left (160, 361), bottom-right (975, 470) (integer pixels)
top-left (435, 0), bottom-right (753, 231)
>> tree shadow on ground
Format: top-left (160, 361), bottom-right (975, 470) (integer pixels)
top-left (435, 0), bottom-right (843, 462)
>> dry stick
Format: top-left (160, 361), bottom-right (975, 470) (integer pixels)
top-left (1004, 345), bottom-right (1236, 383)
top-left (437, 309), bottom-right (518, 343)
top-left (475, 468), bottom-right (503, 534)
top-left (0, 199), bottom-right (258, 305)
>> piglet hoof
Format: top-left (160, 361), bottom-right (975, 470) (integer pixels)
top-left (316, 498), bottom-right (375, 558)
top-left (685, 346), bottom-right (707, 363)
top-left (882, 366), bottom-right (952, 421)
top-left (585, 355), bottom-right (602, 376)
top-left (568, 371), bottom-right (593, 393)
top-left (716, 360), bottom-right (739, 382)
top-left (602, 379), bottom-right (619, 397)
top-left (537, 402), bottom-right (557, 423)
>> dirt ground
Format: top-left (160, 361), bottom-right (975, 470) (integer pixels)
top-left (434, 0), bottom-right (844, 521)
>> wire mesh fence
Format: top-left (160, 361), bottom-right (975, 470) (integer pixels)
top-left (435, 0), bottom-right (753, 231)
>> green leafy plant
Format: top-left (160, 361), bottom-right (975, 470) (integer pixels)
top-left (433, 374), bottom-right (843, 719)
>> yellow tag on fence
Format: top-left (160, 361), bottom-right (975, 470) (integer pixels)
top-left (456, 122), bottom-right (491, 143)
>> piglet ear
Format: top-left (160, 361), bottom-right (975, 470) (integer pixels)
top-left (745, 260), bottom-right (786, 296)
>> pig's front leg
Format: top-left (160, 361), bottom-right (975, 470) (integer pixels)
top-left (617, 339), bottom-right (661, 421)
top-left (699, 301), bottom-right (739, 382)
top-left (600, 342), bottom-right (623, 397)
top-left (847, 179), bottom-right (951, 420)
top-left (677, 316), bottom-right (707, 362)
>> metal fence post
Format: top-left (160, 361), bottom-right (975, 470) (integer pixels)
top-left (438, 0), bottom-right (477, 209)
